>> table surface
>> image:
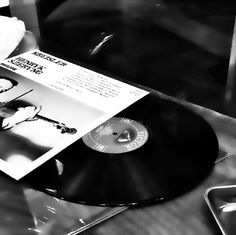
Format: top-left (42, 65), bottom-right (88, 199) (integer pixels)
top-left (2, 1), bottom-right (236, 234)
top-left (80, 92), bottom-right (236, 235)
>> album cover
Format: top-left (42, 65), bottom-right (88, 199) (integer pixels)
top-left (0, 49), bottom-right (149, 179)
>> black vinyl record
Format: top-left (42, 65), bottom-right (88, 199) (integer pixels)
top-left (21, 92), bottom-right (219, 206)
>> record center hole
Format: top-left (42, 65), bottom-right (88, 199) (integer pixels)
top-left (113, 132), bottom-right (118, 135)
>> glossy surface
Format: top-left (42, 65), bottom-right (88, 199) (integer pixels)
top-left (205, 184), bottom-right (236, 235)
top-left (0, 174), bottom-right (126, 235)
top-left (33, 0), bottom-right (236, 117)
top-left (22, 92), bottom-right (218, 206)
top-left (4, 0), bottom-right (236, 234)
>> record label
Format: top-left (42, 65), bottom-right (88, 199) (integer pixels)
top-left (82, 117), bottom-right (149, 153)
top-left (22, 93), bottom-right (219, 207)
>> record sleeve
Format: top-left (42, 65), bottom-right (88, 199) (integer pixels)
top-left (21, 92), bottom-right (219, 207)
top-left (0, 49), bottom-right (148, 179)
top-left (0, 173), bottom-right (127, 235)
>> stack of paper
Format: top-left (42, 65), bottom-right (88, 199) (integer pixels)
top-left (0, 16), bottom-right (25, 61)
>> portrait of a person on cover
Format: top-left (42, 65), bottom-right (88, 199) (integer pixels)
top-left (0, 76), bottom-right (41, 130)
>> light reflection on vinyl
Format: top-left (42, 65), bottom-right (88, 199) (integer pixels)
top-left (21, 92), bottom-right (219, 207)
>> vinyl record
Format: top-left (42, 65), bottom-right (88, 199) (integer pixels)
top-left (21, 92), bottom-right (219, 206)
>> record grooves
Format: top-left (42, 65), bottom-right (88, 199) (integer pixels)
top-left (21, 92), bottom-right (219, 207)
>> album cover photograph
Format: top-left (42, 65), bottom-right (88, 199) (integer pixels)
top-left (0, 68), bottom-right (107, 179)
top-left (0, 49), bottom-right (148, 179)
